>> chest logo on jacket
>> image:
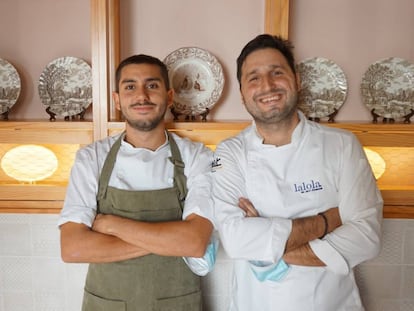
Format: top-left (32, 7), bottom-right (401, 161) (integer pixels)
top-left (294, 180), bottom-right (323, 194)
top-left (211, 157), bottom-right (222, 172)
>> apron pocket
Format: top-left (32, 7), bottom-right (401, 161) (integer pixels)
top-left (83, 289), bottom-right (126, 311)
top-left (155, 290), bottom-right (202, 311)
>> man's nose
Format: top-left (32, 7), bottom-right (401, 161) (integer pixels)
top-left (134, 86), bottom-right (150, 102)
top-left (261, 75), bottom-right (274, 91)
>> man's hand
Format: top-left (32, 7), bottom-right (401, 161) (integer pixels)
top-left (238, 197), bottom-right (259, 217)
top-left (92, 213), bottom-right (119, 235)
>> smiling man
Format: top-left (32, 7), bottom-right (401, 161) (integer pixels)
top-left (212, 34), bottom-right (383, 311)
top-left (59, 54), bottom-right (214, 310)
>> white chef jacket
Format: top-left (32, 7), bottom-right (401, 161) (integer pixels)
top-left (212, 112), bottom-right (383, 311)
top-left (59, 131), bottom-right (214, 227)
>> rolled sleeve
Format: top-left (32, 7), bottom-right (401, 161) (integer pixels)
top-left (270, 217), bottom-right (293, 261)
top-left (309, 238), bottom-right (349, 275)
top-left (219, 216), bottom-right (291, 262)
top-left (58, 205), bottom-right (96, 228)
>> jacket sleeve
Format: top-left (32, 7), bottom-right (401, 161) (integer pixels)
top-left (309, 134), bottom-right (383, 274)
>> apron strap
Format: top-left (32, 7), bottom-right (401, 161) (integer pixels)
top-left (97, 131), bottom-right (188, 210)
top-left (97, 133), bottom-right (124, 204)
top-left (167, 131), bottom-right (188, 207)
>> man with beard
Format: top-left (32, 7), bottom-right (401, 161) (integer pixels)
top-left (59, 54), bottom-right (214, 310)
top-left (212, 34), bottom-right (383, 310)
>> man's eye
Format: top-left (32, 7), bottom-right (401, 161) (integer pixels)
top-left (249, 76), bottom-right (258, 82)
top-left (147, 83), bottom-right (159, 89)
top-left (125, 85), bottom-right (135, 90)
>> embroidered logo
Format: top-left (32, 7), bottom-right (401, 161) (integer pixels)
top-left (211, 157), bottom-right (222, 172)
top-left (294, 180), bottom-right (323, 193)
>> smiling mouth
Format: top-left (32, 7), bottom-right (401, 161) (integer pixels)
top-left (130, 102), bottom-right (156, 110)
top-left (255, 90), bottom-right (286, 105)
top-left (260, 94), bottom-right (282, 103)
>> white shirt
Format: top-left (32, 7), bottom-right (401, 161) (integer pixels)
top-left (59, 132), bottom-right (214, 227)
top-left (212, 112), bottom-right (383, 311)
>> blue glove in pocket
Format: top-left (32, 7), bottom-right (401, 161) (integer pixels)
top-left (249, 259), bottom-right (290, 282)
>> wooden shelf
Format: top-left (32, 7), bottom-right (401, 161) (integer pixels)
top-left (0, 121), bottom-right (412, 217)
top-left (327, 122), bottom-right (414, 147)
top-left (0, 121), bottom-right (94, 145)
top-left (110, 120), bottom-right (414, 146)
top-left (0, 185), bottom-right (66, 214)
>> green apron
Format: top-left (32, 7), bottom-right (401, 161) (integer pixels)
top-left (82, 132), bottom-right (202, 311)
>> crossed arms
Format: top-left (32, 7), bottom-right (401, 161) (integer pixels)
top-left (238, 197), bottom-right (341, 266)
top-left (60, 213), bottom-right (213, 263)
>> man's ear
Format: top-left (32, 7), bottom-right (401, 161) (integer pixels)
top-left (295, 72), bottom-right (301, 91)
top-left (241, 93), bottom-right (246, 105)
top-left (167, 88), bottom-right (174, 108)
top-left (113, 91), bottom-right (121, 111)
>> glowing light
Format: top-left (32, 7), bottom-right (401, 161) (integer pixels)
top-left (1, 145), bottom-right (58, 183)
top-left (364, 147), bottom-right (386, 180)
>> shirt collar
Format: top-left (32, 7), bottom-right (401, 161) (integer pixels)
top-left (120, 131), bottom-right (169, 152)
top-left (249, 110), bottom-right (307, 148)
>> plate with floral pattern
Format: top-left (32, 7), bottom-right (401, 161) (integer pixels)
top-left (297, 57), bottom-right (347, 122)
top-left (0, 58), bottom-right (21, 117)
top-left (38, 56), bottom-right (92, 120)
top-left (361, 57), bottom-right (414, 123)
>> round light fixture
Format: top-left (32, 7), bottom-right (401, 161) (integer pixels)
top-left (1, 145), bottom-right (58, 183)
top-left (363, 148), bottom-right (386, 180)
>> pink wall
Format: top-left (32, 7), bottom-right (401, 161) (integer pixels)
top-left (1, 0), bottom-right (413, 122)
top-left (290, 0), bottom-right (414, 121)
top-left (119, 0), bottom-right (265, 121)
top-left (0, 0), bottom-right (90, 120)
top-left (121, 0), bottom-right (414, 122)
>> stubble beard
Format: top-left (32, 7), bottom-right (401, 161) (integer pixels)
top-left (249, 91), bottom-right (298, 126)
top-left (122, 102), bottom-right (168, 132)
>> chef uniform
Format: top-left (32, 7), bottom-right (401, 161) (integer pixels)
top-left (212, 112), bottom-right (383, 311)
top-left (60, 132), bottom-right (213, 310)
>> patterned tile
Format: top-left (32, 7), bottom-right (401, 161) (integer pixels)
top-left (0, 257), bottom-right (32, 291)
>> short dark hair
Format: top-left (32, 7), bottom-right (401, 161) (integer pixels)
top-left (115, 54), bottom-right (170, 92)
top-left (236, 34), bottom-right (296, 88)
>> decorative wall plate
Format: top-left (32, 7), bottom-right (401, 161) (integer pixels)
top-left (164, 47), bottom-right (224, 121)
top-left (361, 57), bottom-right (414, 123)
top-left (38, 56), bottom-right (92, 121)
top-left (297, 57), bottom-right (347, 122)
top-left (0, 58), bottom-right (21, 119)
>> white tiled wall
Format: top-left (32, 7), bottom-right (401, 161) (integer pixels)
top-left (0, 214), bottom-right (413, 311)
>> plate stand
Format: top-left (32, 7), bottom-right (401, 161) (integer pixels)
top-left (308, 108), bottom-right (338, 123)
top-left (371, 109), bottom-right (395, 124)
top-left (1, 108), bottom-right (9, 121)
top-left (46, 107), bottom-right (87, 122)
top-left (171, 107), bottom-right (210, 122)
top-left (403, 109), bottom-right (414, 124)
